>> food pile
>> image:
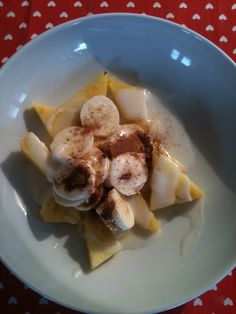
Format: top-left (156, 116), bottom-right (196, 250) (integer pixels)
top-left (21, 72), bottom-right (204, 269)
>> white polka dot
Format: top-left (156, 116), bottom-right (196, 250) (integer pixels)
top-left (192, 14), bottom-right (201, 20)
top-left (153, 2), bottom-right (161, 8)
top-left (205, 3), bottom-right (214, 9)
top-left (47, 1), bottom-right (56, 7)
top-left (60, 11), bottom-right (68, 18)
top-left (193, 297), bottom-right (203, 306)
top-left (127, 1), bottom-right (135, 8)
top-left (39, 297), bottom-right (49, 304)
top-left (33, 11), bottom-right (42, 17)
top-left (0, 281), bottom-right (4, 289)
top-left (4, 34), bottom-right (13, 40)
top-left (0, 1), bottom-right (3, 7)
top-left (74, 1), bottom-right (82, 7)
top-left (45, 22), bottom-right (54, 29)
top-left (1, 57), bottom-right (8, 64)
top-left (31, 33), bottom-right (38, 39)
top-left (100, 1), bottom-right (108, 7)
top-left (16, 45), bottom-right (23, 51)
top-left (219, 36), bottom-right (228, 43)
top-left (6, 11), bottom-right (15, 18)
top-left (232, 4), bottom-right (236, 10)
top-left (224, 297), bottom-right (234, 306)
top-left (19, 22), bottom-right (27, 29)
top-left (166, 12), bottom-right (175, 19)
top-left (179, 2), bottom-right (187, 9)
top-left (8, 296), bottom-right (18, 304)
top-left (21, 0), bottom-right (29, 7)
top-left (206, 25), bottom-right (214, 31)
top-left (219, 14), bottom-right (227, 21)
top-left (233, 48), bottom-right (236, 54)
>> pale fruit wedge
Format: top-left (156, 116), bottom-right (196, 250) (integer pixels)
top-left (82, 212), bottom-right (122, 269)
top-left (47, 72), bottom-right (108, 137)
top-left (150, 154), bottom-right (204, 210)
top-left (107, 74), bottom-right (148, 122)
top-left (32, 102), bottom-right (55, 127)
top-left (20, 132), bottom-right (50, 176)
top-left (127, 194), bottom-right (160, 232)
top-left (40, 193), bottom-right (80, 224)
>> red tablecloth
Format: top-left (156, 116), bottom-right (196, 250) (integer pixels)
top-left (0, 1), bottom-right (236, 313)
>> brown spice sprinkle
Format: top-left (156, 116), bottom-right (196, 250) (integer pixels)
top-left (99, 198), bottom-right (115, 221)
top-left (100, 130), bottom-right (145, 159)
top-left (62, 164), bottom-right (89, 192)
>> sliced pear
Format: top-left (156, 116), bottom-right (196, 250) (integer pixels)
top-left (47, 72), bottom-right (108, 137)
top-left (107, 74), bottom-right (137, 103)
top-left (32, 102), bottom-right (55, 127)
top-left (127, 194), bottom-right (160, 232)
top-left (82, 212), bottom-right (122, 269)
top-left (20, 132), bottom-right (50, 175)
top-left (40, 193), bottom-right (80, 224)
top-left (107, 74), bottom-right (148, 122)
top-left (150, 154), bottom-right (204, 210)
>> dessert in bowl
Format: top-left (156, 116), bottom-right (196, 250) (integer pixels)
top-left (0, 14), bottom-right (236, 314)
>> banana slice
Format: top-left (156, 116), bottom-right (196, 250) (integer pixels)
top-left (107, 152), bottom-right (148, 196)
top-left (76, 186), bottom-right (104, 211)
top-left (50, 126), bottom-right (94, 163)
top-left (53, 191), bottom-right (85, 208)
top-left (53, 160), bottom-right (96, 202)
top-left (82, 147), bottom-right (110, 186)
top-left (80, 95), bottom-right (120, 137)
top-left (96, 188), bottom-right (134, 236)
top-left (46, 72), bottom-right (108, 137)
top-left (53, 146), bottom-right (110, 206)
top-left (20, 132), bottom-right (50, 175)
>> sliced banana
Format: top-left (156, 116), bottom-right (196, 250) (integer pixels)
top-left (80, 95), bottom-right (120, 137)
top-left (76, 185), bottom-right (104, 211)
top-left (53, 191), bottom-right (85, 208)
top-left (82, 147), bottom-right (110, 186)
top-left (53, 160), bottom-right (96, 202)
top-left (50, 126), bottom-right (94, 163)
top-left (96, 188), bottom-right (134, 236)
top-left (107, 152), bottom-right (148, 196)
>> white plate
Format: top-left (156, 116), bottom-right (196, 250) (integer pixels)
top-left (0, 14), bottom-right (236, 314)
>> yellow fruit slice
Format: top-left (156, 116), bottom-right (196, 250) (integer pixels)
top-left (20, 132), bottom-right (50, 176)
top-left (82, 212), bottom-right (122, 269)
top-left (175, 173), bottom-right (204, 203)
top-left (150, 154), bottom-right (204, 210)
top-left (107, 74), bottom-right (149, 122)
top-left (32, 102), bottom-right (55, 127)
top-left (127, 194), bottom-right (160, 232)
top-left (47, 72), bottom-right (108, 137)
top-left (107, 74), bottom-right (137, 103)
top-left (40, 194), bottom-right (80, 224)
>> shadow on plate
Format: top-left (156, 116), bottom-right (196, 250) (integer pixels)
top-left (1, 151), bottom-right (89, 273)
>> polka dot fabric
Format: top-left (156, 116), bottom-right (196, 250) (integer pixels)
top-left (0, 1), bottom-right (236, 313)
